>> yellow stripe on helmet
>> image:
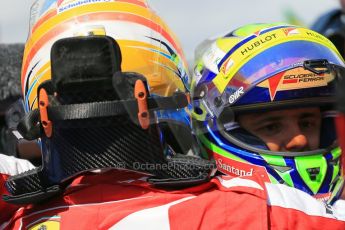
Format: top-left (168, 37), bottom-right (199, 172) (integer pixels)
top-left (25, 2), bottom-right (164, 63)
top-left (212, 27), bottom-right (343, 93)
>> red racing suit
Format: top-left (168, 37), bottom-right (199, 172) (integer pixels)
top-left (1, 165), bottom-right (345, 230)
top-left (0, 154), bottom-right (35, 224)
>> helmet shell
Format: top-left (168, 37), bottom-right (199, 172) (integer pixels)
top-left (192, 23), bottom-right (345, 203)
top-left (22, 0), bottom-right (190, 112)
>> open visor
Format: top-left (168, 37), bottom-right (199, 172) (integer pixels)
top-left (213, 65), bottom-right (345, 158)
top-left (193, 39), bottom-right (345, 156)
top-left (192, 27), bottom-right (345, 203)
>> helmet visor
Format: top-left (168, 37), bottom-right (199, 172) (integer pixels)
top-left (198, 40), bottom-right (344, 118)
top-left (215, 64), bottom-right (345, 157)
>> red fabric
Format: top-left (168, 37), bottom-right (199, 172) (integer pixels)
top-left (0, 174), bottom-right (20, 224)
top-left (269, 205), bottom-right (345, 230)
top-left (2, 170), bottom-right (345, 229)
top-left (169, 184), bottom-right (268, 229)
top-left (336, 114), bottom-right (345, 176)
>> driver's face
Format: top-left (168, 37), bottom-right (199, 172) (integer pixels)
top-left (237, 107), bottom-right (321, 152)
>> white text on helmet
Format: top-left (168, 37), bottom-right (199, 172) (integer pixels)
top-left (229, 87), bottom-right (244, 104)
top-left (217, 159), bottom-right (253, 177)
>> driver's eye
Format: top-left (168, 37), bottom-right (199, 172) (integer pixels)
top-left (256, 123), bottom-right (282, 136)
top-left (299, 119), bottom-right (318, 131)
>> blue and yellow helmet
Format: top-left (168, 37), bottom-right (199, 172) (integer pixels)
top-left (191, 23), bottom-right (345, 203)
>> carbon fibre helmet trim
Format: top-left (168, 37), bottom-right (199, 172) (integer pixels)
top-left (3, 0), bottom-right (216, 205)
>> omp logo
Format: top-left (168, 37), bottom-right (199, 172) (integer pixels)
top-left (228, 86), bottom-right (244, 104)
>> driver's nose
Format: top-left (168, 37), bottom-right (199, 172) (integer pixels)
top-left (284, 132), bottom-right (309, 152)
